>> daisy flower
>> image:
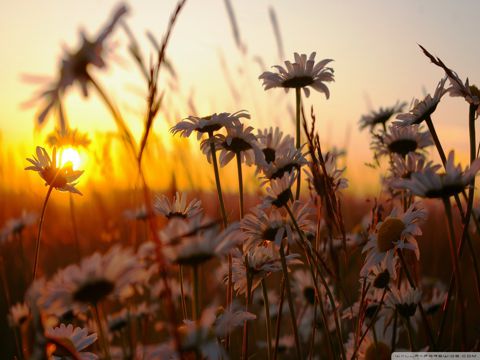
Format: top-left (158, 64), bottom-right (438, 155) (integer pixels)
top-left (46, 127), bottom-right (91, 149)
top-left (25, 146), bottom-right (84, 195)
top-left (28, 5), bottom-right (128, 126)
top-left (241, 205), bottom-right (292, 249)
top-left (383, 153), bottom-right (441, 190)
top-left (345, 317), bottom-right (394, 360)
top-left (256, 127), bottom-right (294, 164)
top-left (200, 123), bottom-right (265, 167)
top-left (41, 246), bottom-right (145, 315)
top-left (8, 302), bottom-right (30, 327)
top-left (230, 244), bottom-right (301, 295)
top-left (259, 52), bottom-right (334, 98)
top-left (371, 124), bottom-right (433, 158)
top-left (170, 110), bottom-right (249, 140)
top-left (395, 77), bottom-right (448, 126)
top-left (123, 205), bottom-right (149, 221)
top-left (423, 284), bottom-right (447, 316)
top-left (0, 211), bottom-right (37, 241)
top-left (214, 302), bottom-right (256, 338)
top-left (358, 101), bottom-right (406, 131)
top-left (386, 283), bottom-right (422, 319)
top-left (160, 217), bottom-right (242, 266)
top-left (155, 192), bottom-right (202, 219)
top-left (393, 151), bottom-right (480, 199)
top-left (46, 323), bottom-right (98, 360)
top-left (260, 147), bottom-right (308, 182)
top-left (361, 202), bottom-right (427, 277)
top-left (262, 171), bottom-right (295, 208)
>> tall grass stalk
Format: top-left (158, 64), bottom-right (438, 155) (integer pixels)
top-left (93, 303), bottom-right (111, 360)
top-left (295, 88), bottom-right (302, 200)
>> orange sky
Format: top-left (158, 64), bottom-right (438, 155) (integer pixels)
top-left (1, 0), bottom-right (479, 195)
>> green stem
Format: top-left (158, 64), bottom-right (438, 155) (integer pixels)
top-left (261, 279), bottom-right (272, 360)
top-left (33, 185), bottom-right (54, 281)
top-left (279, 243), bottom-right (302, 360)
top-left (425, 116), bottom-right (447, 166)
top-left (236, 152), bottom-right (244, 218)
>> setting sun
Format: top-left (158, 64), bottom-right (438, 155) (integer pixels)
top-left (58, 147), bottom-right (82, 170)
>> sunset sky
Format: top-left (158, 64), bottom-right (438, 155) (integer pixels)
top-left (1, 0), bottom-right (479, 194)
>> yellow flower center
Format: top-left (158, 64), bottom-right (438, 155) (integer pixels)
top-left (377, 218), bottom-right (405, 252)
top-left (364, 341), bottom-right (391, 360)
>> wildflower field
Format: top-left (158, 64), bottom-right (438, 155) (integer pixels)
top-left (2, 1), bottom-right (480, 359)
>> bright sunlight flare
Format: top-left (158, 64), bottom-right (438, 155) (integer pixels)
top-left (58, 147), bottom-right (82, 170)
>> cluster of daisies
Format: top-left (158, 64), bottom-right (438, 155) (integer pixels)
top-left (3, 3), bottom-right (480, 359)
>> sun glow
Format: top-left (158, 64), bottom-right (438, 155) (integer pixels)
top-left (58, 147), bottom-right (83, 170)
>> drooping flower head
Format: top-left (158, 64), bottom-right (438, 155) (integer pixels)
top-left (25, 146), bottom-right (84, 195)
top-left (259, 52), bottom-right (334, 98)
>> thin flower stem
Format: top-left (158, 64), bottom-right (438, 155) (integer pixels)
top-left (93, 302), bottom-right (111, 360)
top-left (69, 192), bottom-right (81, 261)
top-left (295, 87), bottom-right (302, 200)
top-left (284, 204), bottom-right (345, 360)
top-left (236, 152), bottom-right (244, 218)
top-left (279, 243), bottom-right (303, 360)
top-left (397, 251), bottom-right (436, 350)
top-left (405, 318), bottom-right (414, 351)
top-left (17, 232), bottom-right (28, 286)
top-left (273, 275), bottom-right (286, 360)
top-left (391, 310), bottom-right (398, 352)
top-left (192, 264), bottom-right (200, 321)
top-left (33, 184), bottom-right (54, 281)
top-left (442, 198), bottom-right (467, 348)
top-left (208, 133), bottom-right (228, 227)
top-left (351, 288), bottom-right (387, 359)
top-left (179, 265), bottom-right (188, 320)
top-left (242, 258), bottom-right (252, 360)
top-left (425, 116), bottom-right (447, 165)
top-left (261, 279), bottom-right (272, 360)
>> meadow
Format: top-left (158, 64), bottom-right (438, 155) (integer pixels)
top-left (1, 1), bottom-right (480, 359)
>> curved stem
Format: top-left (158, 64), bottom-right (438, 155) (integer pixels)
top-left (241, 257), bottom-right (252, 360)
top-left (273, 276), bottom-right (286, 360)
top-left (261, 279), bottom-right (272, 360)
top-left (33, 185), bottom-right (54, 281)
